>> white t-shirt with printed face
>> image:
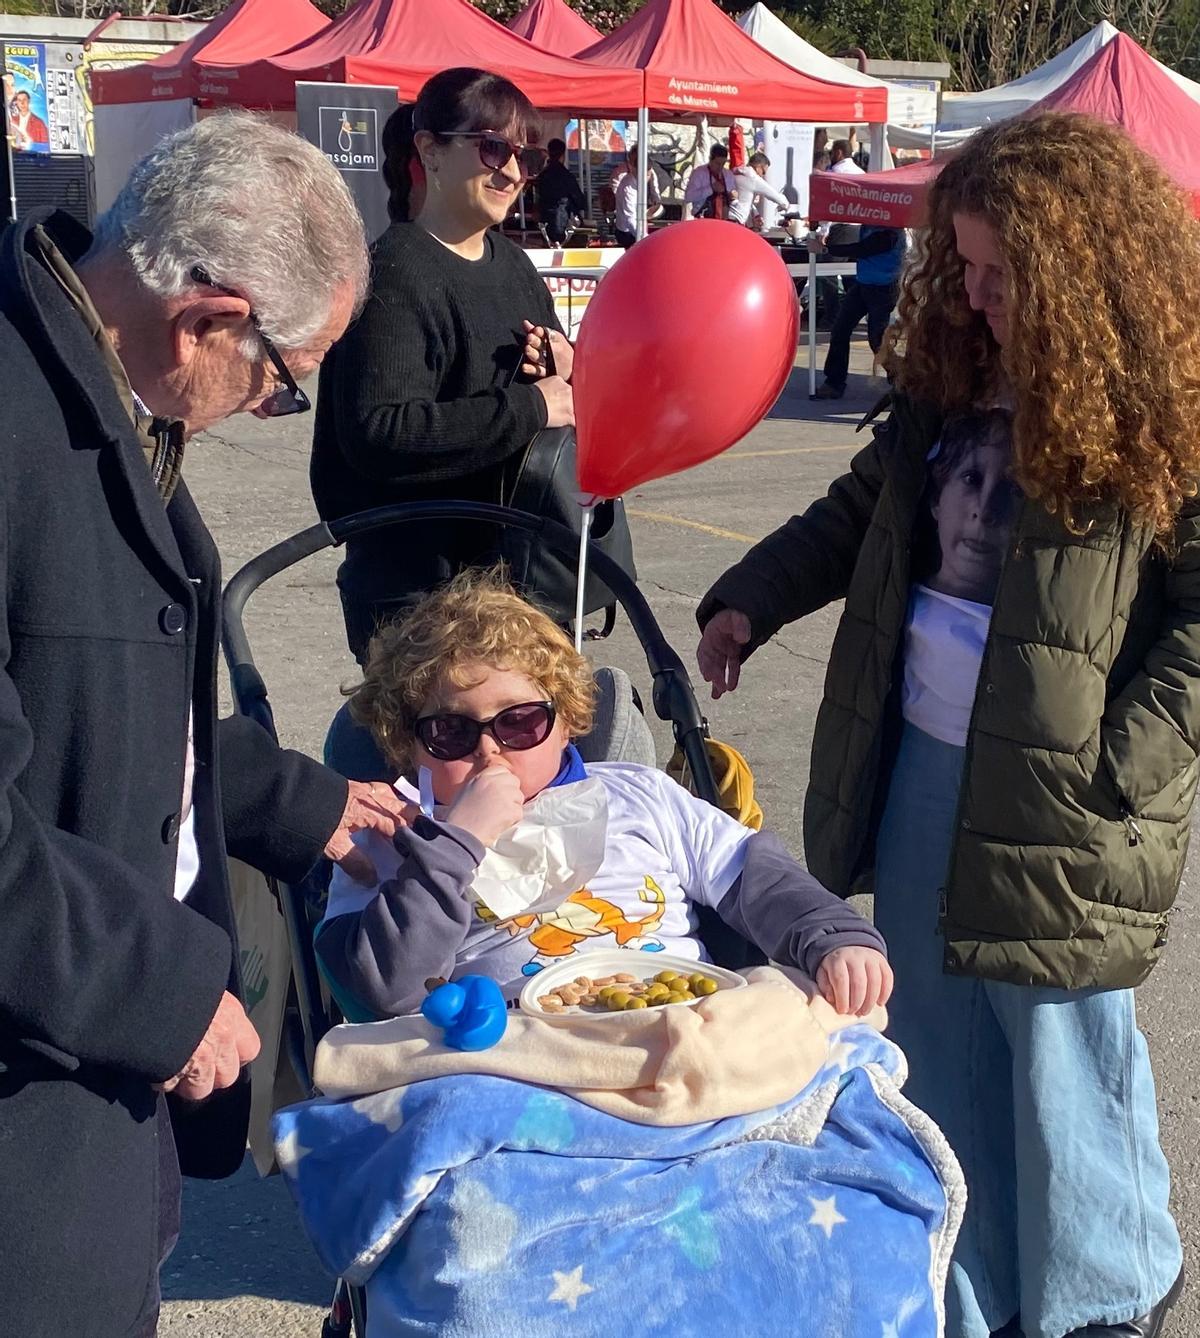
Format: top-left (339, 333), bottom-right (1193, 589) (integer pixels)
top-left (325, 761), bottom-right (753, 997)
top-left (901, 585), bottom-right (992, 747)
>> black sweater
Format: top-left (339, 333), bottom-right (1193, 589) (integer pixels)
top-left (310, 222), bottom-right (563, 649)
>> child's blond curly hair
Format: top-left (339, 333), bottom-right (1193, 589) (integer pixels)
top-left (348, 569), bottom-right (597, 771)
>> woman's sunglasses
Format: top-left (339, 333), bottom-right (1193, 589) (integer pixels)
top-left (415, 700), bottom-right (556, 762)
top-left (452, 131), bottom-right (547, 181)
top-left (189, 265), bottom-right (311, 417)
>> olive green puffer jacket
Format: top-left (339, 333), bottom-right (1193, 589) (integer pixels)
top-left (699, 393), bottom-right (1200, 990)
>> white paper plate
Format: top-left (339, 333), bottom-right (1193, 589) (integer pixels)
top-left (518, 949), bottom-right (747, 1023)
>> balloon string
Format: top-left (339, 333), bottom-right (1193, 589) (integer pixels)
top-left (574, 503), bottom-right (595, 654)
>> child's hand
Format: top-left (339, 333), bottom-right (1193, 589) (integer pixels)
top-left (815, 946), bottom-right (894, 1017)
top-left (445, 765), bottom-right (524, 847)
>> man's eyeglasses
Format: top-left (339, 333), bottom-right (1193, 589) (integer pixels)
top-left (188, 265), bottom-right (311, 417)
top-left (450, 131), bottom-right (547, 181)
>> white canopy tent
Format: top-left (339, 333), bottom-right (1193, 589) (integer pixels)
top-left (736, 4), bottom-right (939, 126)
top-left (939, 19), bottom-right (1200, 129)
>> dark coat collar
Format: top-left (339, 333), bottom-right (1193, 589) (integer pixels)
top-left (0, 208), bottom-right (189, 594)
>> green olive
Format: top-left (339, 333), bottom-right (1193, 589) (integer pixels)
top-left (693, 978), bottom-right (719, 996)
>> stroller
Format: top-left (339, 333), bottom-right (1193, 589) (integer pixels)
top-left (222, 499), bottom-right (763, 1338)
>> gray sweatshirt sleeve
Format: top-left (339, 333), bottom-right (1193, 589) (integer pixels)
top-left (315, 817), bottom-right (484, 1020)
top-left (716, 830), bottom-right (887, 978)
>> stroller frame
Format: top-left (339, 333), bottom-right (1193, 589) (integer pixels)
top-left (222, 500), bottom-right (738, 1337)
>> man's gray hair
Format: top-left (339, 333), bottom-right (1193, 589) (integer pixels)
top-left (91, 111), bottom-right (369, 352)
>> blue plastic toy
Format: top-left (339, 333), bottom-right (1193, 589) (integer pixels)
top-left (420, 974), bottom-right (508, 1051)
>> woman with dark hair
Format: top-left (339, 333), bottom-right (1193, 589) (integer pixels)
top-left (696, 112), bottom-right (1200, 1336)
top-left (311, 68), bottom-right (573, 664)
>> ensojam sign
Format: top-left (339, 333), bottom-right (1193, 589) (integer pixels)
top-left (318, 106), bottom-right (379, 171)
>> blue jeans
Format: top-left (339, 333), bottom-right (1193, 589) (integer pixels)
top-left (821, 278), bottom-right (896, 391)
top-left (873, 723), bottom-right (1181, 1338)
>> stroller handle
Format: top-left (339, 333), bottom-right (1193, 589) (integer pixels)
top-left (221, 500), bottom-right (718, 806)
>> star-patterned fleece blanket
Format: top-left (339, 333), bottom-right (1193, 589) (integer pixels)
top-left (273, 1022), bottom-right (965, 1337)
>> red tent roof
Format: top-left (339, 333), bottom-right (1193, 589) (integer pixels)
top-left (808, 31), bottom-right (1200, 226)
top-left (507, 0), bottom-right (601, 56)
top-left (90, 0), bottom-right (329, 105)
top-left (577, 0), bottom-right (886, 122)
top-left (1034, 31), bottom-right (1200, 205)
top-left (206, 0), bottom-right (642, 113)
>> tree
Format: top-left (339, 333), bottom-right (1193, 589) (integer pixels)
top-left (776, 0), bottom-right (1200, 88)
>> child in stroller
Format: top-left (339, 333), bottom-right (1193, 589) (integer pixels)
top-left (314, 568), bottom-right (893, 1021)
top-left (274, 572), bottom-right (963, 1337)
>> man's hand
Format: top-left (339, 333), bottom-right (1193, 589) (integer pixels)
top-left (161, 991), bottom-right (260, 1102)
top-left (815, 947), bottom-right (894, 1017)
top-left (521, 322), bottom-right (575, 383)
top-left (445, 765), bottom-right (525, 847)
top-left (325, 780), bottom-right (418, 885)
top-left (696, 609), bottom-right (752, 699)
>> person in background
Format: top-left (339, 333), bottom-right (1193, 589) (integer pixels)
top-left (812, 127), bottom-right (829, 165)
top-left (0, 112), bottom-right (410, 1338)
top-left (535, 137), bottom-right (587, 247)
top-left (612, 145), bottom-right (662, 249)
top-left (684, 143), bottom-right (735, 219)
top-left (697, 110), bottom-right (1197, 1338)
top-left (828, 138), bottom-right (864, 176)
top-left (729, 151), bottom-right (792, 228)
top-left (810, 224), bottom-right (906, 399)
top-left (310, 68), bottom-right (573, 666)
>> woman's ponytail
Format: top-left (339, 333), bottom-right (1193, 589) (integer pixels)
top-left (382, 104), bottom-right (424, 222)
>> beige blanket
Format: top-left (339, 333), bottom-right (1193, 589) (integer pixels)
top-left (314, 966), bottom-right (887, 1127)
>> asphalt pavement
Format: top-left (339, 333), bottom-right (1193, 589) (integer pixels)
top-left (165, 336), bottom-right (1196, 1336)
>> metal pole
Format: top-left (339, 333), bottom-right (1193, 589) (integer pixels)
top-left (636, 106), bottom-right (649, 241)
top-left (808, 249), bottom-right (818, 396)
top-left (2, 46), bottom-right (18, 223)
top-left (581, 119), bottom-right (591, 220)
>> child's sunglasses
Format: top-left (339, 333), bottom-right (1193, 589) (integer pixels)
top-left (414, 701), bottom-right (556, 762)
top-left (453, 131), bottom-right (547, 180)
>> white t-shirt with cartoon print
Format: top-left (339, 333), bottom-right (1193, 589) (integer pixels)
top-left (324, 761), bottom-right (752, 992)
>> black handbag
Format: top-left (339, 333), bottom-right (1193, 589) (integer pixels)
top-left (500, 425), bottom-right (637, 628)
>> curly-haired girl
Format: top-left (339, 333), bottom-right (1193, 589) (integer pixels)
top-left (697, 111), bottom-right (1198, 1336)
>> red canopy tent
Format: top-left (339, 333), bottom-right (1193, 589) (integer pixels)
top-left (1034, 32), bottom-right (1200, 210)
top-left (204, 0), bottom-right (643, 113)
top-left (89, 0), bottom-right (329, 105)
top-left (808, 30), bottom-right (1200, 227)
top-left (507, 0), bottom-right (601, 56)
top-left (576, 0), bottom-right (887, 122)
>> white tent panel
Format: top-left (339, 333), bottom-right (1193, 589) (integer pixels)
top-left (93, 99), bottom-right (195, 217)
top-left (737, 4), bottom-right (938, 125)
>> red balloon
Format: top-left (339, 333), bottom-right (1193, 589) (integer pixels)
top-left (574, 220), bottom-right (798, 499)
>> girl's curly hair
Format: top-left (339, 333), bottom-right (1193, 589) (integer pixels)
top-left (894, 111), bottom-right (1200, 534)
top-left (348, 569), bottom-right (597, 771)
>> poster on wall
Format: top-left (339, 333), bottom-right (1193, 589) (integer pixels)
top-left (565, 118), bottom-right (628, 156)
top-left (763, 121), bottom-right (816, 220)
top-left (46, 64), bottom-right (81, 154)
top-left (4, 42), bottom-right (51, 156)
top-left (296, 82), bottom-right (397, 244)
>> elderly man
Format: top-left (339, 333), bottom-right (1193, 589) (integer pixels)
top-left (0, 112), bottom-right (407, 1335)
